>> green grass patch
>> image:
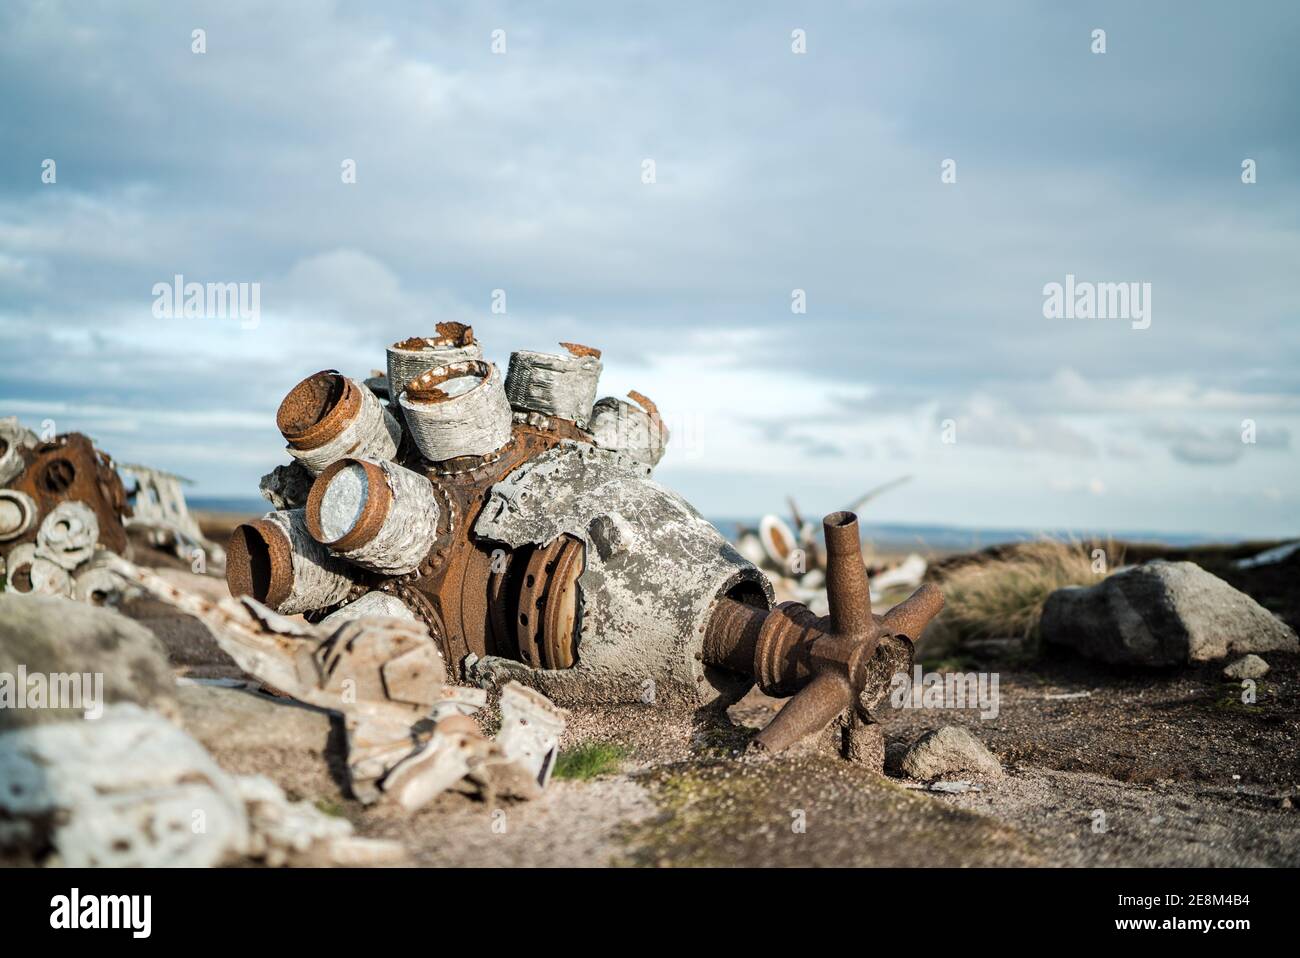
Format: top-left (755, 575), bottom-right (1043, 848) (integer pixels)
top-left (553, 741), bottom-right (628, 780)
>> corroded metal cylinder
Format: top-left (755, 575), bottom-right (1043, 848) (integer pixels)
top-left (589, 392), bottom-right (668, 467)
top-left (226, 508), bottom-right (360, 615)
top-left (4, 542), bottom-right (72, 596)
top-left (277, 370), bottom-right (401, 476)
top-left (504, 345), bottom-right (602, 428)
top-left (305, 458), bottom-right (440, 575)
top-left (398, 360), bottom-right (513, 462)
top-left (386, 324), bottom-right (482, 403)
top-left (0, 489), bottom-right (37, 541)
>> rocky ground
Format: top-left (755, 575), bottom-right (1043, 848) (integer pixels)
top-left (146, 603), bottom-right (1300, 867)
top-left (6, 514), bottom-right (1298, 867)
top-left (149, 650), bottom-right (1299, 866)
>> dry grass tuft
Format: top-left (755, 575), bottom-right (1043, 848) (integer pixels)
top-left (924, 539), bottom-right (1121, 652)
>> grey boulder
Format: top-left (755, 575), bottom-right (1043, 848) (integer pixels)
top-left (1042, 560), bottom-right (1298, 667)
top-left (0, 592), bottom-right (178, 730)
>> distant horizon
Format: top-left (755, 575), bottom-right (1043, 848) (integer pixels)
top-left (186, 495), bottom-right (1282, 549)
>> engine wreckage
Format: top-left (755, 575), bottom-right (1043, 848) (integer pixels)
top-left (0, 417), bottom-right (223, 601)
top-left (4, 326), bottom-right (943, 822)
top-left (150, 324), bottom-right (944, 803)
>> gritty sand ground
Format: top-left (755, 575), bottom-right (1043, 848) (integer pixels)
top-left (162, 639), bottom-right (1300, 867)
top-left (139, 516), bottom-right (1300, 867)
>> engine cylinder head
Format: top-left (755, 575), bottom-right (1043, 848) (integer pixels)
top-left (503, 345), bottom-right (602, 428)
top-left (0, 489), bottom-right (38, 541)
top-left (276, 370), bottom-right (400, 476)
top-left (226, 508), bottom-right (360, 615)
top-left (589, 392), bottom-right (668, 467)
top-left (305, 458), bottom-right (440, 575)
top-left (386, 323), bottom-right (482, 403)
top-left (398, 360), bottom-right (513, 462)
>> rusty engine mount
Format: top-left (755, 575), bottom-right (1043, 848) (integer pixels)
top-left (226, 324), bottom-right (943, 754)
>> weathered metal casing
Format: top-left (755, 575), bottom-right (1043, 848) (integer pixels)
top-left (277, 371), bottom-right (401, 476)
top-left (386, 325), bottom-right (483, 403)
top-left (504, 347), bottom-right (603, 428)
top-left (471, 441), bottom-right (774, 707)
top-left (305, 458), bottom-right (440, 575)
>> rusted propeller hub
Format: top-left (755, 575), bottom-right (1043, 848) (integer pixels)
top-left (704, 510), bottom-right (944, 753)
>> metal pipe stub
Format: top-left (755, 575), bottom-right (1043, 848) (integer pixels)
top-left (305, 458), bottom-right (440, 575)
top-left (386, 323), bottom-right (483, 403)
top-left (277, 370), bottom-right (401, 476)
top-left (398, 359), bottom-right (513, 462)
top-left (226, 508), bottom-right (360, 614)
top-left (503, 344), bottom-right (603, 428)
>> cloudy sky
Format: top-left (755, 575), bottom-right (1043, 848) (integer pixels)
top-left (1, 1), bottom-right (1296, 538)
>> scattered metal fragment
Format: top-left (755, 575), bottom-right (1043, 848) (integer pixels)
top-left (1234, 540), bottom-right (1300, 570)
top-left (496, 682), bottom-right (568, 787)
top-left (703, 512), bottom-right (944, 753)
top-left (0, 703), bottom-right (247, 867)
top-left (119, 462), bottom-right (226, 570)
top-left (0, 702), bottom-right (404, 867)
top-left (317, 590), bottom-right (418, 629)
top-left (259, 460), bottom-right (314, 511)
top-left (113, 557), bottom-right (564, 811)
